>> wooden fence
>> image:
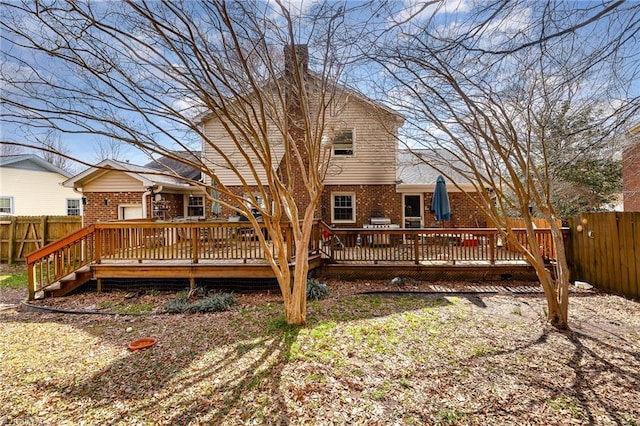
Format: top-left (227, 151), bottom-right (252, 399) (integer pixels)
top-left (0, 216), bottom-right (82, 263)
top-left (569, 212), bottom-right (639, 299)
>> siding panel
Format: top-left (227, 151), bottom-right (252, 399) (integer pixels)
top-left (83, 171), bottom-right (143, 192)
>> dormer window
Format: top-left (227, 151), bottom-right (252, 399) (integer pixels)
top-left (333, 130), bottom-right (354, 156)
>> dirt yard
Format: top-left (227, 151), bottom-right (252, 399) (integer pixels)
top-left (1, 275), bottom-right (639, 425)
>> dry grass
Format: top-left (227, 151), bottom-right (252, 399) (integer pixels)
top-left (1, 279), bottom-right (639, 425)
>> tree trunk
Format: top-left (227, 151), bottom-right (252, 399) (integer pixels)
top-left (525, 225), bottom-right (570, 330)
top-left (284, 245), bottom-right (310, 325)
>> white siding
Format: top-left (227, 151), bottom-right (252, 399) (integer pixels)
top-left (0, 167), bottom-right (80, 215)
top-left (202, 114), bottom-right (284, 187)
top-left (83, 170), bottom-right (143, 192)
top-left (323, 96), bottom-right (398, 185)
top-left (201, 89), bottom-right (400, 187)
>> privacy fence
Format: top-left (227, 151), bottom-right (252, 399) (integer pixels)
top-left (569, 212), bottom-right (639, 299)
top-left (0, 216), bottom-right (82, 263)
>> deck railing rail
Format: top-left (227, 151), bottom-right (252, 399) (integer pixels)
top-left (26, 220), bottom-right (560, 298)
top-left (319, 225), bottom-right (558, 265)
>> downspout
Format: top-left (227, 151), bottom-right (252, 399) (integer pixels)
top-left (143, 185), bottom-right (162, 219)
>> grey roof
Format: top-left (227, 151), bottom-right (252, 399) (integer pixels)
top-left (397, 149), bottom-right (474, 186)
top-left (0, 154), bottom-right (72, 178)
top-left (144, 151), bottom-right (202, 181)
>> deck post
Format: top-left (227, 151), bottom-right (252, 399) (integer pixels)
top-left (191, 226), bottom-right (199, 264)
top-left (27, 261), bottom-right (35, 301)
top-left (489, 233), bottom-right (496, 265)
top-left (96, 278), bottom-right (102, 293)
top-left (414, 234), bottom-right (420, 265)
top-left (95, 228), bottom-right (102, 264)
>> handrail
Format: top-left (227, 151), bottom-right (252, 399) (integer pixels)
top-left (27, 224), bottom-right (97, 300)
top-left (26, 224), bottom-right (95, 264)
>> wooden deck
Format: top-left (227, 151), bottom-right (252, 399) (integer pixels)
top-left (26, 221), bottom-right (559, 299)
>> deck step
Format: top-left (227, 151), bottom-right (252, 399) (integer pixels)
top-left (44, 282), bottom-right (62, 291)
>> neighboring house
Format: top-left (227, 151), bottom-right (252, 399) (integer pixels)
top-left (0, 154), bottom-right (81, 216)
top-left (63, 155), bottom-right (204, 226)
top-left (623, 123), bottom-right (640, 211)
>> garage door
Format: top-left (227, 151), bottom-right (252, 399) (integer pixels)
top-left (120, 205), bottom-right (143, 220)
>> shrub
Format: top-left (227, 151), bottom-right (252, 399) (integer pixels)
top-left (164, 292), bottom-right (237, 314)
top-left (187, 292), bottom-right (238, 313)
top-left (307, 278), bottom-right (330, 300)
top-left (164, 294), bottom-right (191, 313)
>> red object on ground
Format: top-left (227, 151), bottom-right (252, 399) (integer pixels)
top-left (128, 338), bottom-right (157, 351)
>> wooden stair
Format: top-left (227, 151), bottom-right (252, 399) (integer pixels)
top-left (35, 266), bottom-right (94, 299)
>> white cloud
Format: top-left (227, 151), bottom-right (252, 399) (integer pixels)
top-left (392, 0), bottom-right (474, 25)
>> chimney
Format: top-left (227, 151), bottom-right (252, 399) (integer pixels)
top-left (284, 44), bottom-right (308, 77)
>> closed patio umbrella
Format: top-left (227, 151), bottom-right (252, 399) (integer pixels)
top-left (430, 175), bottom-right (451, 223)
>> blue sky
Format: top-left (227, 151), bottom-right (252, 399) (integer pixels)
top-left (1, 0), bottom-right (638, 172)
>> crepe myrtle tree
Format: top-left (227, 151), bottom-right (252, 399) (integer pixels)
top-left (0, 0), bottom-right (374, 325)
top-left (370, 0), bottom-right (640, 329)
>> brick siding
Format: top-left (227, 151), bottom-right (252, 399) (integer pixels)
top-left (83, 191), bottom-right (145, 226)
top-left (623, 141), bottom-right (640, 211)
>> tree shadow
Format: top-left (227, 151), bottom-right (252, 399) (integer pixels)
top-left (0, 292), bottom-right (455, 423)
top-left (3, 291), bottom-right (637, 424)
top-left (454, 310), bottom-right (640, 424)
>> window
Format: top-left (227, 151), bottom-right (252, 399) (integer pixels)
top-left (243, 193), bottom-right (266, 217)
top-left (66, 199), bottom-right (81, 216)
top-left (0, 197), bottom-right (13, 214)
top-left (332, 130), bottom-right (354, 156)
top-left (186, 195), bottom-right (204, 217)
top-left (332, 193), bottom-right (355, 223)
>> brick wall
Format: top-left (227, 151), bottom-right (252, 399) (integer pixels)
top-left (623, 141), bottom-right (640, 211)
top-left (152, 193), bottom-right (184, 220)
top-left (212, 184), bottom-right (488, 228)
top-left (322, 184), bottom-right (401, 227)
top-left (438, 192), bottom-right (488, 228)
top-left (83, 191), bottom-right (145, 226)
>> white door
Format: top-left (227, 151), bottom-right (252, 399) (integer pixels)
top-left (120, 205), bottom-right (143, 220)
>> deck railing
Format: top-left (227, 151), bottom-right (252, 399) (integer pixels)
top-left (320, 226), bottom-right (558, 265)
top-left (26, 225), bottom-right (97, 300)
top-left (26, 220), bottom-right (559, 297)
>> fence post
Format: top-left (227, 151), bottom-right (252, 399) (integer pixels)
top-left (40, 216), bottom-right (47, 248)
top-left (7, 217), bottom-right (16, 264)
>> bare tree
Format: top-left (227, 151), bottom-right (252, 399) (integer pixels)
top-left (35, 130), bottom-right (75, 173)
top-left (370, 1), bottom-right (640, 328)
top-left (91, 137), bottom-right (129, 162)
top-left (0, 0), bottom-right (375, 325)
top-left (0, 142), bottom-right (24, 156)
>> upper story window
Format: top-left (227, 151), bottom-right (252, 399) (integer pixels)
top-left (0, 197), bottom-right (13, 214)
top-left (332, 130), bottom-right (354, 156)
top-left (331, 192), bottom-right (355, 223)
top-left (66, 199), bottom-right (81, 216)
top-left (187, 195), bottom-right (204, 217)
